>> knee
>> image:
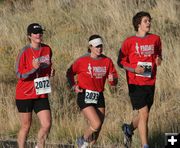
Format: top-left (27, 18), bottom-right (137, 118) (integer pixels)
top-left (20, 122), bottom-right (31, 133)
top-left (139, 109), bottom-right (149, 121)
top-left (91, 120), bottom-right (102, 132)
top-left (41, 121), bottom-right (51, 132)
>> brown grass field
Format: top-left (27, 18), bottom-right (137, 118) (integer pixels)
top-left (0, 0), bottom-right (179, 147)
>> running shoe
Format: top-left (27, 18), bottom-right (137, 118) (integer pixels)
top-left (77, 136), bottom-right (89, 148)
top-left (143, 144), bottom-right (149, 148)
top-left (122, 123), bottom-right (133, 148)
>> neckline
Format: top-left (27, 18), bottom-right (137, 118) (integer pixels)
top-left (30, 43), bottom-right (41, 50)
top-left (135, 33), bottom-right (150, 38)
top-left (89, 53), bottom-right (103, 60)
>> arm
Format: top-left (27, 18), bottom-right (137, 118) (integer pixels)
top-left (117, 49), bottom-right (135, 73)
top-left (16, 50), bottom-right (38, 80)
top-left (48, 49), bottom-right (55, 77)
top-left (117, 40), bottom-right (137, 72)
top-left (66, 65), bottom-right (76, 88)
top-left (117, 49), bottom-right (145, 74)
top-left (38, 47), bottom-right (54, 77)
top-left (66, 61), bottom-right (83, 93)
top-left (108, 59), bottom-right (118, 86)
top-left (155, 37), bottom-right (162, 66)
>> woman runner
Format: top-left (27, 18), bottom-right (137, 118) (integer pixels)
top-left (15, 23), bottom-right (55, 148)
top-left (67, 34), bottom-right (118, 148)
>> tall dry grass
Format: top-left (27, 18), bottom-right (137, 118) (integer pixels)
top-left (0, 0), bottom-right (179, 147)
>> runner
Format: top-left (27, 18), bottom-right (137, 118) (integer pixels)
top-left (66, 34), bottom-right (118, 148)
top-left (15, 23), bottom-right (55, 148)
top-left (117, 11), bottom-right (162, 148)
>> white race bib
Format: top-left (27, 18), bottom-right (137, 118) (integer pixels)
top-left (85, 89), bottom-right (99, 104)
top-left (136, 62), bottom-right (152, 78)
top-left (34, 76), bottom-right (51, 95)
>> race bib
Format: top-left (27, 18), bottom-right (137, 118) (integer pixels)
top-left (34, 76), bottom-right (51, 95)
top-left (85, 89), bottom-right (99, 104)
top-left (136, 62), bottom-right (152, 78)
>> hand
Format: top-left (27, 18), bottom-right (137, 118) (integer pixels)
top-left (108, 73), bottom-right (118, 86)
top-left (32, 58), bottom-right (40, 69)
top-left (73, 85), bottom-right (83, 93)
top-left (134, 65), bottom-right (145, 74)
top-left (108, 73), bottom-right (114, 82)
top-left (156, 56), bottom-right (162, 66)
top-left (50, 68), bottom-right (55, 77)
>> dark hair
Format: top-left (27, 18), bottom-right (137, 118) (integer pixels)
top-left (132, 11), bottom-right (152, 31)
top-left (88, 34), bottom-right (102, 52)
top-left (88, 34), bottom-right (102, 42)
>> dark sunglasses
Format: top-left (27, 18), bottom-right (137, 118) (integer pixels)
top-left (33, 32), bottom-right (43, 34)
top-left (95, 44), bottom-right (103, 48)
top-left (32, 30), bottom-right (43, 34)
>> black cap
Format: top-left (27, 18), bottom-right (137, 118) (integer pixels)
top-left (27, 23), bottom-right (44, 35)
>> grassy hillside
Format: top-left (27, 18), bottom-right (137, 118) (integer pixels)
top-left (0, 0), bottom-right (179, 147)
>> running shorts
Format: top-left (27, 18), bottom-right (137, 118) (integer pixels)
top-left (128, 84), bottom-right (155, 110)
top-left (16, 98), bottom-right (50, 113)
top-left (77, 90), bottom-right (105, 110)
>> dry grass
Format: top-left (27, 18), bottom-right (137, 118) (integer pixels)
top-left (0, 0), bottom-right (179, 147)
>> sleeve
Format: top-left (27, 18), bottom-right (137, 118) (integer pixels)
top-left (108, 59), bottom-right (118, 86)
top-left (15, 50), bottom-right (37, 80)
top-left (66, 59), bottom-right (79, 88)
top-left (156, 36), bottom-right (162, 59)
top-left (117, 39), bottom-right (135, 72)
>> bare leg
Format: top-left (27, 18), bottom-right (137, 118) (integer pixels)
top-left (81, 106), bottom-right (105, 144)
top-left (37, 110), bottom-right (51, 148)
top-left (131, 110), bottom-right (139, 130)
top-left (17, 113), bottom-right (32, 148)
top-left (137, 106), bottom-right (149, 147)
top-left (90, 107), bottom-right (105, 145)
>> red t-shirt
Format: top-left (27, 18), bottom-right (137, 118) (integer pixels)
top-left (15, 43), bottom-right (52, 100)
top-left (117, 33), bottom-right (162, 85)
top-left (67, 53), bottom-right (118, 92)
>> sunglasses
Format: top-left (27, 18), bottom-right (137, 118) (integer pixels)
top-left (95, 44), bottom-right (103, 48)
top-left (31, 29), bottom-right (43, 34)
top-left (33, 32), bottom-right (43, 34)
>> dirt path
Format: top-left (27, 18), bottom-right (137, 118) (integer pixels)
top-left (0, 139), bottom-right (74, 148)
top-left (0, 139), bottom-right (121, 148)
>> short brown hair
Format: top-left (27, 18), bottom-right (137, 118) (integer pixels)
top-left (132, 11), bottom-right (152, 31)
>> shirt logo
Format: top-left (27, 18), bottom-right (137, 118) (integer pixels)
top-left (87, 63), bottom-right (93, 78)
top-left (135, 42), bottom-right (154, 57)
top-left (39, 55), bottom-right (50, 65)
top-left (135, 42), bottom-right (140, 55)
top-left (87, 63), bottom-right (107, 78)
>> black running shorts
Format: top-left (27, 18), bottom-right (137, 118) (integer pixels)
top-left (77, 90), bottom-right (105, 110)
top-left (16, 98), bottom-right (50, 113)
top-left (128, 84), bottom-right (155, 110)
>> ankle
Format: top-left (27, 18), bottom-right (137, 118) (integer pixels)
top-left (82, 135), bottom-right (88, 142)
top-left (130, 122), bottom-right (135, 131)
